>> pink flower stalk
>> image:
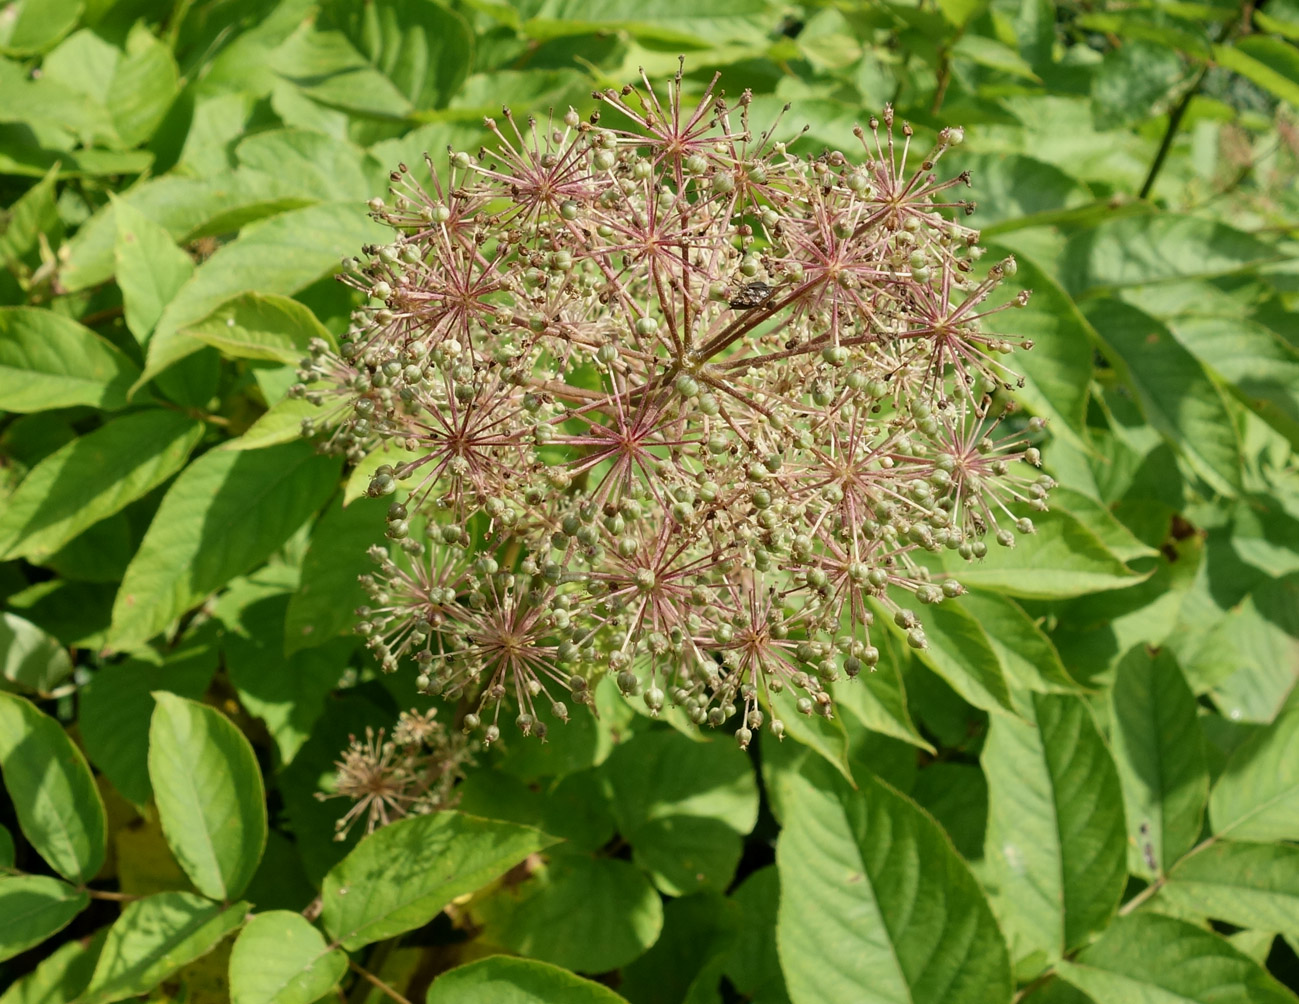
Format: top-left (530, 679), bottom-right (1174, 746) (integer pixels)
top-left (297, 62), bottom-right (1053, 749)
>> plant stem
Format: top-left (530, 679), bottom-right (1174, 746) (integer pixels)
top-left (347, 959), bottom-right (412, 1004)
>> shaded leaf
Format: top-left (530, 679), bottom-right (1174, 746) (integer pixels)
top-left (1158, 841), bottom-right (1299, 939)
top-left (228, 910), bottom-right (347, 1004)
top-left (1056, 913), bottom-right (1295, 1004)
top-left (0, 876), bottom-right (88, 963)
top-left (1110, 647), bottom-right (1208, 877)
top-left (79, 893), bottom-right (248, 1004)
top-left (0, 692), bottom-right (106, 883)
top-left (1209, 707), bottom-right (1299, 841)
top-left (0, 410), bottom-right (203, 563)
top-left (112, 195), bottom-right (195, 343)
top-left (320, 812), bottom-right (558, 950)
top-left (0, 612), bottom-right (73, 695)
top-left (427, 955), bottom-right (631, 1004)
top-left (108, 441), bottom-right (340, 651)
top-left (0, 308), bottom-right (139, 412)
top-left (185, 292), bottom-right (334, 364)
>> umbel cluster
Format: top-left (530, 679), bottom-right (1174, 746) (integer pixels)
top-left (294, 64), bottom-right (1052, 749)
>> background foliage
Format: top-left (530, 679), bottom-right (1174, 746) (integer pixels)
top-left (1, 0), bottom-right (1298, 1002)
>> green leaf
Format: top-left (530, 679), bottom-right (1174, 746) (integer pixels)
top-left (0, 0), bottom-right (81, 55)
top-left (1214, 37), bottom-right (1299, 107)
top-left (0, 307), bottom-right (140, 412)
top-left (1090, 39), bottom-right (1186, 128)
top-left (938, 507), bottom-right (1143, 598)
top-left (79, 892), bottom-right (248, 1004)
top-left (0, 410), bottom-right (203, 564)
top-left (1209, 707), bottom-right (1299, 841)
top-left (982, 694), bottom-right (1127, 960)
top-left (886, 597), bottom-right (1014, 714)
top-left (0, 611), bottom-right (73, 694)
top-left (983, 245), bottom-right (1094, 443)
top-left (236, 130), bottom-right (372, 203)
top-left (620, 891), bottom-right (737, 1004)
top-left (957, 592), bottom-right (1082, 696)
top-left (185, 292), bottom-right (334, 363)
top-left (1110, 647), bottom-right (1208, 877)
top-left (284, 495), bottom-right (381, 653)
top-left (519, 0), bottom-right (773, 46)
top-left (112, 195), bottom-right (195, 344)
top-left (223, 397), bottom-right (321, 453)
top-left (106, 25), bottom-right (179, 147)
top-left (0, 876), bottom-right (88, 963)
top-left (0, 692), bottom-right (106, 883)
top-left (320, 812), bottom-right (558, 950)
top-left (776, 759), bottom-right (1011, 1004)
top-left (1085, 298), bottom-right (1243, 496)
top-left (1170, 315), bottom-right (1299, 451)
top-left (107, 440), bottom-right (340, 651)
top-left (0, 925), bottom-right (106, 1004)
top-left (602, 729), bottom-right (758, 895)
top-left (0, 164), bottom-right (60, 266)
top-left (952, 34), bottom-right (1039, 80)
top-left (1157, 841), bottom-right (1299, 938)
top-left (831, 642), bottom-right (932, 751)
top-left (1056, 913), bottom-right (1295, 1004)
top-left (80, 654), bottom-right (215, 807)
top-left (1061, 214), bottom-right (1278, 295)
top-left (426, 956), bottom-right (631, 1004)
top-left (137, 203), bottom-right (386, 387)
top-left (148, 693), bottom-right (268, 900)
top-left (724, 865), bottom-right (788, 1002)
top-left (474, 854), bottom-right (664, 973)
top-left (319, 0), bottom-right (475, 110)
top-left (228, 910), bottom-right (347, 1004)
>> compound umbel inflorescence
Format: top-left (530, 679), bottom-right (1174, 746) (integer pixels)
top-left (295, 62), bottom-right (1053, 749)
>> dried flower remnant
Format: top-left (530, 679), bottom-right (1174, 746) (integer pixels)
top-left (317, 709), bottom-right (471, 839)
top-left (299, 62), bottom-right (1053, 750)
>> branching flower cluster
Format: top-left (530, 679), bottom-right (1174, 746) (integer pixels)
top-left (297, 63), bottom-right (1053, 750)
top-left (316, 709), bottom-right (471, 840)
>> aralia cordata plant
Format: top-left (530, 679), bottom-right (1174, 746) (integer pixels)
top-left (294, 60), bottom-right (1054, 758)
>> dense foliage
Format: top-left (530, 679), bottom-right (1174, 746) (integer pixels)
top-left (1, 1), bottom-right (1297, 1003)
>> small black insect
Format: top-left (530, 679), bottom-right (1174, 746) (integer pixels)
top-left (728, 280), bottom-right (775, 310)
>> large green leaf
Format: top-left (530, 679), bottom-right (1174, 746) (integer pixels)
top-left (0, 308), bottom-right (140, 412)
top-left (519, 0), bottom-right (773, 45)
top-left (1209, 708), bottom-right (1299, 841)
top-left (958, 592), bottom-right (1081, 696)
top-left (602, 729), bottom-right (759, 895)
top-left (1061, 214), bottom-right (1278, 295)
top-left (228, 911), bottom-right (347, 1004)
top-left (318, 0), bottom-right (475, 110)
top-left (0, 925), bottom-right (106, 1004)
top-left (0, 410), bottom-right (203, 563)
top-left (1056, 913), bottom-right (1295, 1004)
top-left (983, 245), bottom-right (1094, 443)
top-left (1214, 36), bottom-right (1299, 107)
top-left (1109, 647), bottom-right (1208, 877)
top-left (106, 24), bottom-right (179, 147)
top-left (184, 292), bottom-right (334, 364)
top-left (0, 692), bottom-right (106, 883)
top-left (775, 758), bottom-right (1011, 1004)
top-left (0, 612), bottom-right (73, 695)
top-left (137, 203), bottom-right (386, 386)
top-left (938, 507), bottom-right (1143, 599)
top-left (1157, 841), bottom-right (1299, 939)
top-left (474, 854), bottom-right (664, 974)
top-left (320, 812), bottom-right (558, 950)
top-left (0, 876), bottom-right (88, 963)
top-left (148, 693), bottom-right (267, 901)
top-left (982, 694), bottom-right (1127, 960)
top-left (1085, 298), bottom-right (1243, 496)
top-left (79, 893), bottom-right (248, 1004)
top-left (427, 956), bottom-right (630, 1004)
top-left (107, 440), bottom-right (340, 651)
top-left (1170, 314), bottom-right (1299, 450)
top-left (112, 195), bottom-right (195, 344)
